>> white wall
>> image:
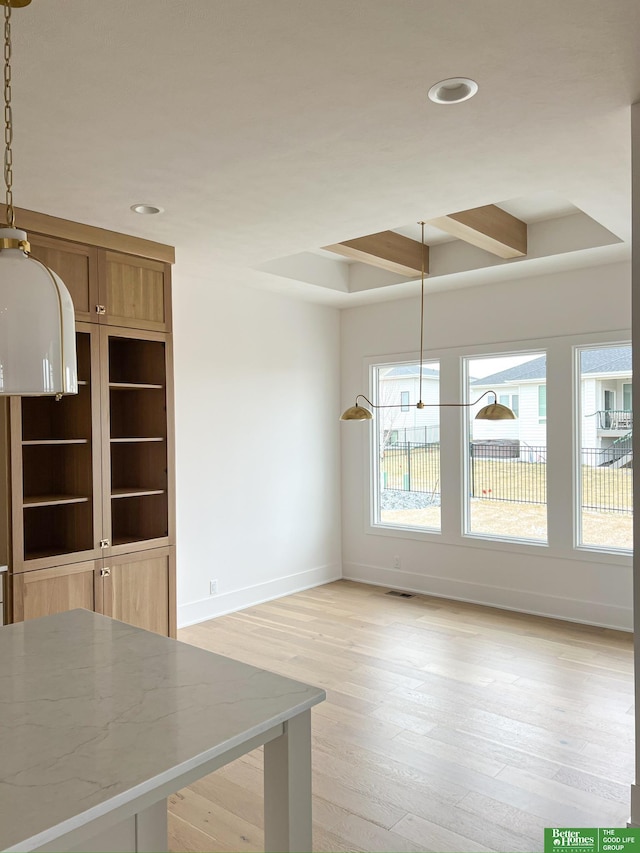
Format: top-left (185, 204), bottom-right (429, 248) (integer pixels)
top-left (341, 262), bottom-right (632, 630)
top-left (173, 270), bottom-right (342, 627)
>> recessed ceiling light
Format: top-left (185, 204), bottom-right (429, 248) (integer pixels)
top-left (428, 77), bottom-right (478, 105)
top-left (130, 203), bottom-right (164, 215)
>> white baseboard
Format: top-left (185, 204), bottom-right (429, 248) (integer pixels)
top-left (343, 562), bottom-right (632, 631)
top-left (178, 563), bottom-right (341, 628)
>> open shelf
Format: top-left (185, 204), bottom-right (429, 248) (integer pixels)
top-left (21, 331), bottom-right (93, 443)
top-left (23, 439), bottom-right (88, 446)
top-left (24, 495), bottom-right (90, 508)
top-left (23, 502), bottom-right (94, 560)
top-left (111, 492), bottom-right (168, 544)
top-left (23, 444), bottom-right (93, 504)
top-left (109, 388), bottom-right (167, 440)
top-left (109, 337), bottom-right (167, 387)
top-left (109, 382), bottom-right (163, 390)
top-left (105, 334), bottom-right (169, 550)
top-left (110, 437), bottom-right (164, 444)
top-left (111, 488), bottom-right (165, 499)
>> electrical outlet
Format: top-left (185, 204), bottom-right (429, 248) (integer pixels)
top-left (393, 556), bottom-right (401, 569)
top-left (209, 579), bottom-right (218, 596)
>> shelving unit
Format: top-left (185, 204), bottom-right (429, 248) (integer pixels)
top-left (13, 327), bottom-right (99, 568)
top-left (1, 217), bottom-right (176, 637)
top-left (104, 330), bottom-right (171, 552)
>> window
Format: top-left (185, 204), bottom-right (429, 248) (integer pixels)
top-left (499, 393), bottom-right (519, 417)
top-left (538, 385), bottom-right (546, 422)
top-left (373, 361), bottom-right (440, 531)
top-left (577, 344), bottom-right (632, 552)
top-left (465, 352), bottom-right (547, 543)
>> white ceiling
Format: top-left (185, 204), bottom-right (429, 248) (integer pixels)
top-left (12, 0), bottom-right (640, 305)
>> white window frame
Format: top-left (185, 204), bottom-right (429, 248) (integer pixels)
top-left (361, 331), bottom-right (631, 568)
top-left (370, 360), bottom-right (442, 534)
top-left (574, 341), bottom-right (632, 556)
top-left (462, 349), bottom-right (548, 547)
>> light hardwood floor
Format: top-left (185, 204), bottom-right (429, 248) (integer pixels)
top-left (169, 581), bottom-right (634, 853)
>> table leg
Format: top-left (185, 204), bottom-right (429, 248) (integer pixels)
top-left (264, 709), bottom-right (312, 853)
top-left (135, 798), bottom-right (168, 852)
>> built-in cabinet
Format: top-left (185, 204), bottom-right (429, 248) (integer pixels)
top-left (0, 219), bottom-right (176, 636)
top-left (12, 549), bottom-right (175, 637)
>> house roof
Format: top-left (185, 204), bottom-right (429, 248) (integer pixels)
top-left (472, 347), bottom-right (631, 385)
top-left (381, 366), bottom-right (440, 379)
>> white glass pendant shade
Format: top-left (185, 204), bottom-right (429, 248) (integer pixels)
top-left (0, 228), bottom-right (77, 395)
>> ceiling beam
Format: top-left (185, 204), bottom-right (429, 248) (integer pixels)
top-left (324, 230), bottom-right (429, 276)
top-left (429, 204), bottom-right (527, 258)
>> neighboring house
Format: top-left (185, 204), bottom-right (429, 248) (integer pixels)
top-left (470, 348), bottom-right (632, 462)
top-left (378, 365), bottom-right (440, 444)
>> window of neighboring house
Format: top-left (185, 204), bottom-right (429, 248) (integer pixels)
top-left (465, 352), bottom-right (547, 543)
top-left (538, 385), bottom-right (546, 422)
top-left (499, 393), bottom-right (519, 417)
top-left (577, 344), bottom-right (632, 552)
top-left (373, 361), bottom-right (441, 532)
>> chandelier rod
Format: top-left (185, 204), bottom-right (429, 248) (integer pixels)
top-left (3, 0), bottom-right (14, 228)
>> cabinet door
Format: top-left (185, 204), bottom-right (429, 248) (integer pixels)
top-left (11, 323), bottom-right (103, 573)
top-left (28, 234), bottom-right (99, 323)
top-left (98, 250), bottom-right (171, 332)
top-left (99, 547), bottom-right (176, 638)
top-left (12, 561), bottom-right (100, 622)
top-left (100, 327), bottom-right (175, 558)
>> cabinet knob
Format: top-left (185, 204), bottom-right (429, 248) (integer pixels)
top-left (100, 568), bottom-right (111, 577)
top-left (95, 304), bottom-right (106, 315)
top-left (99, 538), bottom-right (110, 549)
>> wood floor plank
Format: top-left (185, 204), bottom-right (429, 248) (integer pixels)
top-left (457, 790), bottom-right (550, 847)
top-left (168, 580), bottom-right (633, 853)
top-left (324, 812), bottom-right (432, 853)
top-left (552, 765), bottom-right (629, 804)
top-left (313, 774), bottom-right (407, 830)
top-left (391, 812), bottom-right (493, 853)
top-left (168, 813), bottom-right (237, 853)
top-left (169, 788), bottom-right (262, 852)
top-left (495, 765), bottom-right (628, 825)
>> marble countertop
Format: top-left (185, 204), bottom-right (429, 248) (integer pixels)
top-left (0, 609), bottom-right (325, 851)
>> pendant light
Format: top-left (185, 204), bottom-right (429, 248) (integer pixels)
top-left (340, 221), bottom-right (515, 422)
top-left (0, 0), bottom-right (77, 397)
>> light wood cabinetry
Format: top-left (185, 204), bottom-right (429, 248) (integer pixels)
top-left (12, 561), bottom-right (99, 622)
top-left (98, 251), bottom-right (171, 332)
top-left (1, 215), bottom-right (176, 636)
top-left (28, 235), bottom-right (99, 324)
top-left (101, 328), bottom-right (174, 556)
top-left (12, 549), bottom-right (176, 637)
top-left (30, 233), bottom-right (171, 332)
top-left (10, 323), bottom-right (102, 572)
top-left (99, 548), bottom-right (176, 637)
